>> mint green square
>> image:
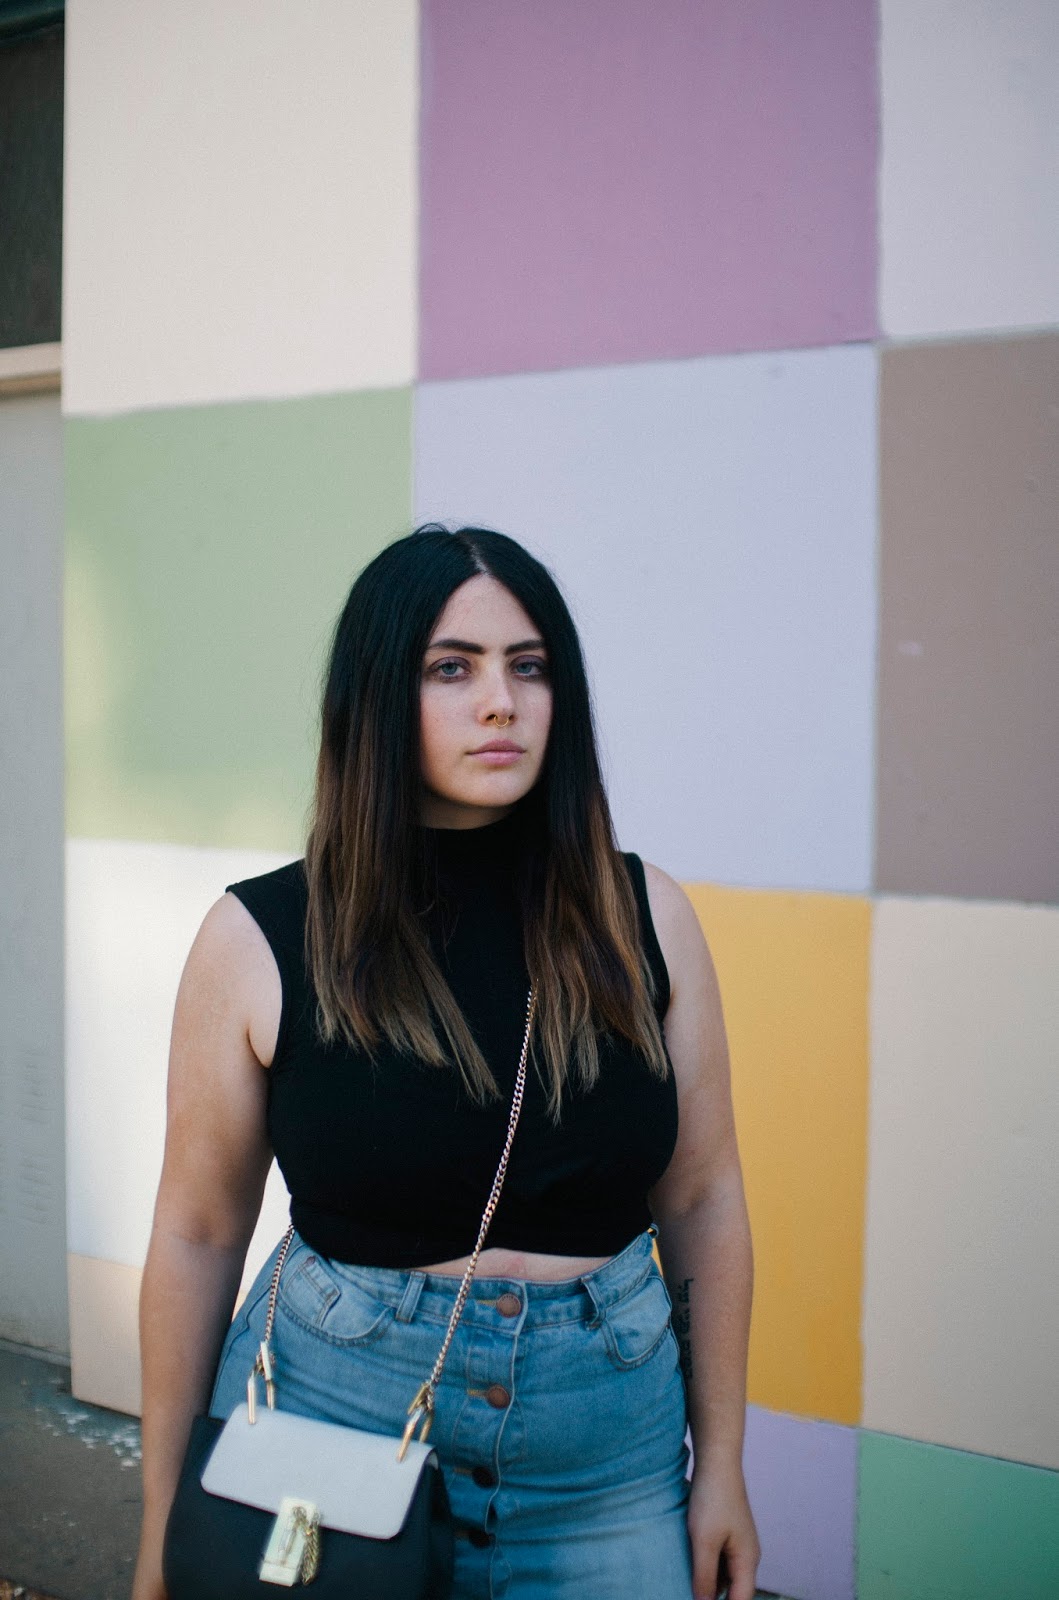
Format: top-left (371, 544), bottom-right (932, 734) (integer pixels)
top-left (858, 1430), bottom-right (1059, 1599)
top-left (65, 389), bottom-right (412, 851)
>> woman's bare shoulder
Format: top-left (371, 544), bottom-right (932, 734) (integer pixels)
top-left (179, 890), bottom-right (283, 1069)
top-left (152, 892), bottom-right (276, 1242)
top-left (639, 857), bottom-right (701, 940)
top-left (188, 889), bottom-right (273, 988)
top-left (638, 861), bottom-right (736, 1217)
top-left (639, 857), bottom-right (688, 914)
top-left (638, 859), bottom-right (718, 1004)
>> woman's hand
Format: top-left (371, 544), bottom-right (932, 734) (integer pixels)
top-left (131, 1555), bottom-right (166, 1600)
top-left (687, 1454), bottom-right (761, 1600)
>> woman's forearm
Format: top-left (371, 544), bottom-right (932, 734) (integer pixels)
top-left (138, 1226), bottom-right (247, 1524)
top-left (655, 1174), bottom-right (754, 1465)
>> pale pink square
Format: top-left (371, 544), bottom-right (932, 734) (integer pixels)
top-left (419, 0), bottom-right (878, 379)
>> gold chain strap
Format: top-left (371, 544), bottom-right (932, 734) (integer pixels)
top-left (249, 982), bottom-right (538, 1465)
top-left (398, 981), bottom-right (537, 1459)
top-left (296, 1506), bottom-right (320, 1582)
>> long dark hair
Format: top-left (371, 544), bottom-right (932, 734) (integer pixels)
top-left (304, 523), bottom-right (670, 1123)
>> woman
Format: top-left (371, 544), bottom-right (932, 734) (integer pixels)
top-left (133, 524), bottom-right (760, 1600)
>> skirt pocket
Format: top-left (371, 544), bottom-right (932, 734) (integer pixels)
top-left (277, 1249), bottom-right (397, 1348)
top-left (599, 1266), bottom-right (675, 1371)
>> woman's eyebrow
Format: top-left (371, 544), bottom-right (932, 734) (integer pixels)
top-left (427, 637), bottom-right (547, 655)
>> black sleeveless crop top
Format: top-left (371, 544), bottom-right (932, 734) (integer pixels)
top-left (225, 806), bottom-right (677, 1267)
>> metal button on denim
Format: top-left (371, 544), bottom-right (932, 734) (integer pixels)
top-left (472, 1465), bottom-right (496, 1488)
top-left (496, 1292), bottom-right (521, 1317)
top-left (485, 1383), bottom-right (510, 1408)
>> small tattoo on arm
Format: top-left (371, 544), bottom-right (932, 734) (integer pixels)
top-left (673, 1277), bottom-right (694, 1386)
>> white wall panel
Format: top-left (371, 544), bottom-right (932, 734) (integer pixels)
top-left (63, 0), bottom-right (417, 414)
top-left (881, 1), bottom-right (1059, 337)
top-left (65, 837), bottom-right (295, 1275)
top-left (863, 897), bottom-right (1059, 1470)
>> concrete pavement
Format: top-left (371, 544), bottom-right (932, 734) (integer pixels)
top-left (0, 1346), bottom-right (140, 1600)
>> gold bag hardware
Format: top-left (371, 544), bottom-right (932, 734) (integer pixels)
top-left (259, 1497), bottom-right (321, 1586)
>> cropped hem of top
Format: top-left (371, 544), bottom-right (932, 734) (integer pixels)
top-left (224, 806), bottom-right (677, 1270)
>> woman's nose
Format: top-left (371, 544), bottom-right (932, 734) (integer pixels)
top-left (480, 681), bottom-right (517, 723)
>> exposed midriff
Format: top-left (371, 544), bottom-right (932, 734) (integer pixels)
top-left (418, 1245), bottom-right (615, 1280)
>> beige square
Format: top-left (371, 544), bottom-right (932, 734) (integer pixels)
top-left (68, 1253), bottom-right (142, 1417)
top-left (863, 897), bottom-right (1059, 1468)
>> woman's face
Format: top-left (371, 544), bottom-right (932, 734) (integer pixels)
top-left (419, 575), bottom-right (553, 827)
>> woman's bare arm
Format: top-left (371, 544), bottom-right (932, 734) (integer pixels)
top-left (133, 893), bottom-right (277, 1599)
top-left (643, 862), bottom-right (760, 1600)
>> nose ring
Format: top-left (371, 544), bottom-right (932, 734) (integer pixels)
top-left (489, 714), bottom-right (512, 727)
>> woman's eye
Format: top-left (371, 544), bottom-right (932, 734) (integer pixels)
top-left (429, 658), bottom-right (548, 679)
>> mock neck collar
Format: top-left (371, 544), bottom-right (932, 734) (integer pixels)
top-left (419, 804), bottom-right (526, 858)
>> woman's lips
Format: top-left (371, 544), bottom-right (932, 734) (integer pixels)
top-left (469, 749), bottom-right (524, 765)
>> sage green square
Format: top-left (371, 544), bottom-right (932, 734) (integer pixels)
top-left (65, 389), bottom-right (412, 851)
top-left (858, 1430), bottom-right (1059, 1599)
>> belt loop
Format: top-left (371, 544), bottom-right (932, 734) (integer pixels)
top-left (394, 1271), bottom-right (426, 1323)
top-left (579, 1269), bottom-right (607, 1327)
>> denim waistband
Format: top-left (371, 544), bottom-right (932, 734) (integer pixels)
top-left (297, 1224), bottom-right (661, 1331)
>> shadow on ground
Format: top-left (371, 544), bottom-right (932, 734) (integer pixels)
top-left (0, 1347), bottom-right (141, 1600)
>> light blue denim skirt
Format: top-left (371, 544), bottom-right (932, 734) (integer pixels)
top-left (209, 1224), bottom-right (694, 1599)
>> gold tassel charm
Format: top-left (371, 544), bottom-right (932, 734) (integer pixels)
top-left (397, 1380), bottom-right (435, 1461)
top-left (259, 1498), bottom-right (321, 1586)
top-left (296, 1506), bottom-right (320, 1583)
top-left (247, 1340), bottom-right (277, 1425)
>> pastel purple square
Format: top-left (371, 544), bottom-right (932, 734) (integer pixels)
top-left (740, 1406), bottom-right (857, 1600)
top-left (419, 0), bottom-right (878, 379)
